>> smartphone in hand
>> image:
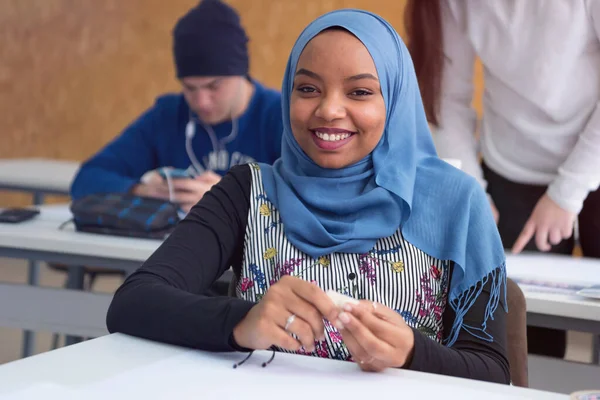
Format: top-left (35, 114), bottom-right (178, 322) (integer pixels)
top-left (158, 168), bottom-right (194, 180)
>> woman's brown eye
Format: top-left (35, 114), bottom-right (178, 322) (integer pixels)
top-left (351, 90), bottom-right (372, 96)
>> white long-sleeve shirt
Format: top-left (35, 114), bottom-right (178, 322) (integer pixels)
top-left (434, 0), bottom-right (600, 214)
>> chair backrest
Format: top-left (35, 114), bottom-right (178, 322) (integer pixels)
top-left (505, 278), bottom-right (529, 387)
top-left (228, 273), bottom-right (238, 298)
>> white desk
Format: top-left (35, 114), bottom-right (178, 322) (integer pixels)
top-left (0, 208), bottom-right (598, 393)
top-left (0, 158), bottom-right (79, 196)
top-left (0, 205), bottom-right (160, 269)
top-left (0, 205), bottom-right (161, 338)
top-left (506, 253), bottom-right (600, 392)
top-left (0, 333), bottom-right (568, 399)
top-left (506, 253), bottom-right (600, 336)
top-left (1, 208), bottom-right (598, 349)
top-left (0, 205), bottom-right (233, 339)
top-left (0, 158), bottom-right (80, 357)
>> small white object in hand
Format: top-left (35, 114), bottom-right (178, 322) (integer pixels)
top-left (326, 290), bottom-right (360, 308)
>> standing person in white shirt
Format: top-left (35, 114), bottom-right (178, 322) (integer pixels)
top-left (405, 0), bottom-right (600, 359)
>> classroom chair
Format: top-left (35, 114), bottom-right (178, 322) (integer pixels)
top-left (506, 277), bottom-right (529, 387)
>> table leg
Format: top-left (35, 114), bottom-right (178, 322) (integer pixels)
top-left (20, 192), bottom-right (45, 358)
top-left (64, 265), bottom-right (85, 346)
top-left (592, 335), bottom-right (599, 365)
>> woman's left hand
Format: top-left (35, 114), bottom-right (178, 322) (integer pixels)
top-left (334, 300), bottom-right (414, 372)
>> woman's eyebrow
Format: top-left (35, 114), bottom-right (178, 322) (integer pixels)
top-left (345, 73), bottom-right (378, 81)
top-left (295, 68), bottom-right (321, 80)
top-left (295, 68), bottom-right (378, 82)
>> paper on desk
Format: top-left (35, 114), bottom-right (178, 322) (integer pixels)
top-left (576, 284), bottom-right (600, 300)
top-left (79, 350), bottom-right (547, 400)
top-left (511, 277), bottom-right (588, 295)
top-left (1, 382), bottom-right (79, 400)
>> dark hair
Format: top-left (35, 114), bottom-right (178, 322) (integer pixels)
top-left (404, 0), bottom-right (444, 126)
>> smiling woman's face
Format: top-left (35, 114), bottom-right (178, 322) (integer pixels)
top-left (290, 28), bottom-right (386, 169)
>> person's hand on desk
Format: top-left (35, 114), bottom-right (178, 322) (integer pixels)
top-left (512, 193), bottom-right (576, 253)
top-left (131, 171), bottom-right (171, 199)
top-left (170, 171), bottom-right (221, 212)
top-left (132, 170), bottom-right (222, 212)
top-left (232, 276), bottom-right (338, 353)
top-left (334, 301), bottom-right (414, 372)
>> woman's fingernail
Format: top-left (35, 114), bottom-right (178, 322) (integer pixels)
top-left (339, 312), bottom-right (350, 324)
top-left (335, 319), bottom-right (345, 330)
top-left (343, 304), bottom-right (353, 312)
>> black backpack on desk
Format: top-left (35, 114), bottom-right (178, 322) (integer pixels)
top-left (69, 193), bottom-right (181, 239)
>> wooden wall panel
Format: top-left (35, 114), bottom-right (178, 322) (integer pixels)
top-left (0, 0), bottom-right (483, 206)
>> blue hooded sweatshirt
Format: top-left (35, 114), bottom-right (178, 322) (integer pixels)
top-left (71, 81), bottom-right (282, 200)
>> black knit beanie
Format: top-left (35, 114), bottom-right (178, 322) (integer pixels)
top-left (172, 0), bottom-right (249, 78)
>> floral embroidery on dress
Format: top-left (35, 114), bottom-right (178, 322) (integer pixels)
top-left (399, 310), bottom-right (419, 325)
top-left (297, 340), bottom-right (331, 359)
top-left (259, 204), bottom-right (271, 216)
top-left (256, 194), bottom-right (281, 233)
top-left (329, 330), bottom-right (343, 344)
top-left (373, 245), bottom-right (402, 255)
top-left (294, 255), bottom-right (330, 277)
top-left (317, 256), bottom-right (330, 267)
top-left (240, 277), bottom-right (254, 293)
top-left (315, 341), bottom-right (329, 358)
top-left (358, 254), bottom-right (378, 285)
top-left (267, 255), bottom-right (332, 285)
top-left (391, 261), bottom-right (405, 273)
top-left (430, 264), bottom-right (442, 280)
top-left (248, 263), bottom-right (266, 293)
top-left (238, 164), bottom-right (449, 362)
top-left (273, 257), bottom-right (304, 281)
top-left (358, 247), bottom-right (405, 284)
top-left (293, 318), bottom-right (349, 361)
top-left (413, 267), bottom-right (449, 341)
top-left (263, 248), bottom-right (277, 260)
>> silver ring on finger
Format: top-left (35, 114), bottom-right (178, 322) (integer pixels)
top-left (284, 314), bottom-right (296, 331)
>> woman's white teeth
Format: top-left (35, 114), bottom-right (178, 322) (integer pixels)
top-left (315, 131), bottom-right (350, 141)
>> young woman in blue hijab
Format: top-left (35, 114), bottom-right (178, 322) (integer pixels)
top-left (107, 9), bottom-right (509, 383)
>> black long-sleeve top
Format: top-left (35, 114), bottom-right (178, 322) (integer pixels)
top-left (106, 165), bottom-right (510, 384)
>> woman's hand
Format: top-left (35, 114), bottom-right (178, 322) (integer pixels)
top-left (335, 300), bottom-right (415, 372)
top-left (232, 276), bottom-right (338, 352)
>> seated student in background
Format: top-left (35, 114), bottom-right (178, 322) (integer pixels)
top-left (70, 0), bottom-right (282, 213)
top-left (405, 0), bottom-right (600, 359)
top-left (107, 9), bottom-right (510, 383)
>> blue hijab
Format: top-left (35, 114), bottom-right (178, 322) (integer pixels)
top-left (259, 9), bottom-right (506, 346)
